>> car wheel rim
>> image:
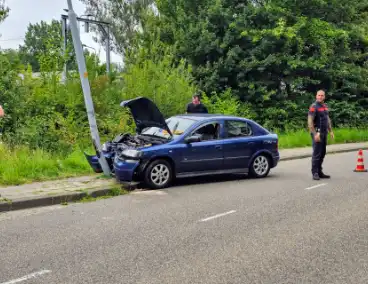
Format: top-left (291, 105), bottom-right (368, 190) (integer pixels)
top-left (150, 164), bottom-right (170, 186)
top-left (253, 156), bottom-right (269, 176)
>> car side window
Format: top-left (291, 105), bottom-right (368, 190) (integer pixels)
top-left (191, 122), bottom-right (221, 141)
top-left (224, 120), bottom-right (253, 138)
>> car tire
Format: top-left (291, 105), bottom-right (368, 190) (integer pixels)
top-left (144, 159), bottom-right (173, 189)
top-left (249, 154), bottom-right (271, 178)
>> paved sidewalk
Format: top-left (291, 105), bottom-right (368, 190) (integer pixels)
top-left (280, 142), bottom-right (368, 160)
top-left (1, 142), bottom-right (367, 212)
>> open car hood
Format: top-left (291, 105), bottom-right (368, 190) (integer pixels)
top-left (120, 97), bottom-right (173, 137)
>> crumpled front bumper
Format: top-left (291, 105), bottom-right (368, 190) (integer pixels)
top-left (84, 152), bottom-right (115, 173)
top-left (113, 157), bottom-right (141, 183)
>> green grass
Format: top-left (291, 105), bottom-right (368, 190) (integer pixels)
top-left (59, 187), bottom-right (129, 206)
top-left (278, 127), bottom-right (368, 149)
top-left (0, 127), bottom-right (367, 186)
top-left (78, 187), bottom-right (129, 203)
top-left (0, 143), bottom-right (93, 186)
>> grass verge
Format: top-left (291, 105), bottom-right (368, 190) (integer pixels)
top-left (0, 128), bottom-right (367, 186)
top-left (77, 187), bottom-right (129, 203)
top-left (59, 187), bottom-right (129, 206)
top-left (0, 144), bottom-right (93, 186)
top-left (278, 127), bottom-right (368, 149)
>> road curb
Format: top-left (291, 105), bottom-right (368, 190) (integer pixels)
top-left (280, 146), bottom-right (367, 162)
top-left (0, 146), bottom-right (366, 213)
top-left (0, 187), bottom-right (122, 213)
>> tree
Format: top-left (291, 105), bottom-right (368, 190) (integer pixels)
top-left (19, 20), bottom-right (76, 72)
top-left (1, 49), bottom-right (22, 70)
top-left (0, 0), bottom-right (9, 24)
top-left (80, 0), bottom-right (155, 58)
top-left (151, 0), bottom-right (368, 129)
top-left (0, 0), bottom-right (9, 40)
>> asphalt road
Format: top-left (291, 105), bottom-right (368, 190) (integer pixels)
top-left (1, 152), bottom-right (368, 284)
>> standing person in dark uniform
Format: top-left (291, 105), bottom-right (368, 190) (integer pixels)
top-left (307, 90), bottom-right (335, 180)
top-left (186, 94), bottom-right (208, 114)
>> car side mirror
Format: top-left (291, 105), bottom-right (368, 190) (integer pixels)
top-left (185, 135), bottom-right (201, 143)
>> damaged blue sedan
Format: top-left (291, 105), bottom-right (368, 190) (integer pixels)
top-left (85, 97), bottom-right (280, 189)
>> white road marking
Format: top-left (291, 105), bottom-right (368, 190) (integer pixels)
top-left (305, 183), bottom-right (327, 190)
top-left (199, 210), bottom-right (236, 222)
top-left (0, 270), bottom-right (51, 284)
top-left (102, 216), bottom-right (114, 220)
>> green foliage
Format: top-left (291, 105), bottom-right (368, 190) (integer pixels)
top-left (18, 20), bottom-right (76, 72)
top-left (0, 35), bottom-right (198, 154)
top-left (0, 49), bottom-right (22, 70)
top-left (122, 44), bottom-right (196, 117)
top-left (0, 143), bottom-right (91, 185)
top-left (81, 0), bottom-right (155, 56)
top-left (0, 0), bottom-right (9, 24)
top-left (0, 38), bottom-right (201, 185)
top-left (278, 127), bottom-right (368, 149)
top-left (152, 0), bottom-right (368, 130)
top-left (201, 88), bottom-right (256, 119)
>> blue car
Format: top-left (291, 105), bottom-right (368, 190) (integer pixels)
top-left (85, 97), bottom-right (280, 189)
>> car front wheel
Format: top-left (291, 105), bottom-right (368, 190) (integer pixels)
top-left (144, 159), bottom-right (173, 189)
top-left (249, 154), bottom-right (271, 178)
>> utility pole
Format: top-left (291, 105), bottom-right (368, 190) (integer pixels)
top-left (106, 25), bottom-right (111, 74)
top-left (66, 0), bottom-right (111, 176)
top-left (61, 16), bottom-right (67, 83)
top-left (61, 10), bottom-right (111, 81)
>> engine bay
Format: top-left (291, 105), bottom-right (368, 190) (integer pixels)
top-left (104, 133), bottom-right (168, 154)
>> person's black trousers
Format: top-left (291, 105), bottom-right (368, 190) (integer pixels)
top-left (311, 132), bottom-right (327, 174)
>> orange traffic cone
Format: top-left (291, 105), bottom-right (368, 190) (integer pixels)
top-left (354, 149), bottom-right (367, 172)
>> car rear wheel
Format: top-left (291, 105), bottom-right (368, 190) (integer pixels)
top-left (144, 159), bottom-right (173, 189)
top-left (249, 154), bottom-right (271, 178)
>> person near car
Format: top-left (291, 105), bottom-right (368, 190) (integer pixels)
top-left (307, 90), bottom-right (334, 180)
top-left (186, 94), bottom-right (208, 114)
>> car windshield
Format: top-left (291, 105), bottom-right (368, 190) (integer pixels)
top-left (140, 117), bottom-right (196, 139)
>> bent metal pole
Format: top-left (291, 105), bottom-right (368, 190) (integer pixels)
top-left (66, 0), bottom-right (111, 176)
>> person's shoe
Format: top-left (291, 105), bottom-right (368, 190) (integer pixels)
top-left (313, 173), bottom-right (320, 180)
top-left (319, 172), bottom-right (330, 179)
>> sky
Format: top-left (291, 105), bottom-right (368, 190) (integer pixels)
top-left (0, 0), bottom-right (122, 64)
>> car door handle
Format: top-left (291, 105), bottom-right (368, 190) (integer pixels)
top-left (215, 145), bottom-right (222, 150)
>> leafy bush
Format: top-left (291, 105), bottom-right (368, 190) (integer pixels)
top-left (201, 88), bottom-right (256, 118)
top-left (121, 51), bottom-right (196, 117)
top-left (0, 42), bottom-right (197, 155)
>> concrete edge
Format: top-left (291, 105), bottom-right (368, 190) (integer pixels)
top-left (280, 146), bottom-right (367, 162)
top-left (0, 186), bottom-right (125, 213)
top-left (0, 146), bottom-right (366, 213)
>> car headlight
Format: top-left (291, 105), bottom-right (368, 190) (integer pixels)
top-left (121, 149), bottom-right (143, 159)
top-left (102, 143), bottom-right (108, 152)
